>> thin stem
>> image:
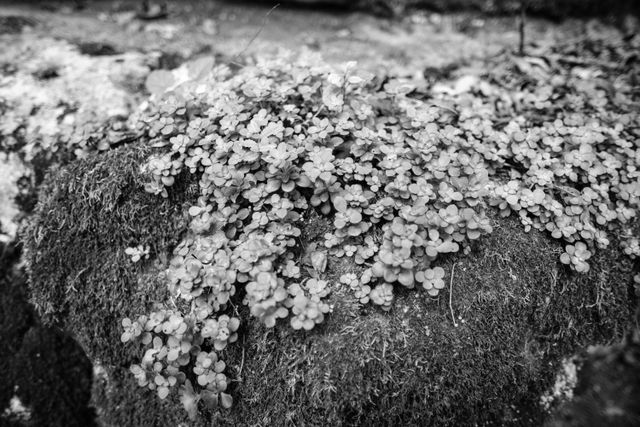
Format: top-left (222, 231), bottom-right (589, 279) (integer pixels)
top-left (518, 1), bottom-right (526, 56)
top-left (449, 263), bottom-right (458, 327)
top-left (232, 4), bottom-right (280, 63)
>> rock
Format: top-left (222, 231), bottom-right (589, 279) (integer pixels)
top-left (23, 144), bottom-right (634, 426)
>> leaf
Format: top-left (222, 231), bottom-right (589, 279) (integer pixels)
top-left (188, 206), bottom-right (203, 216)
top-left (265, 179), bottom-right (280, 193)
top-left (384, 79), bottom-right (415, 95)
top-left (349, 210), bottom-right (362, 223)
top-left (322, 85), bottom-right (343, 111)
top-left (333, 195), bottom-right (347, 212)
top-left (220, 392), bottom-right (233, 409)
top-left (167, 348), bottom-right (180, 362)
top-left (145, 70), bottom-right (176, 97)
top-left (179, 381), bottom-right (200, 421)
top-left (334, 216), bottom-right (347, 229)
top-left (398, 270), bottom-right (414, 287)
top-left (467, 229), bottom-right (481, 240)
top-left (187, 56), bottom-right (215, 81)
top-left (228, 317), bottom-right (240, 331)
top-left (506, 194), bottom-right (519, 205)
top-left (309, 250), bottom-right (327, 273)
top-left (157, 386), bottom-right (169, 399)
top-left (201, 390), bottom-right (218, 409)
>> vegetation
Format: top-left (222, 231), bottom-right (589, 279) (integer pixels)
top-left (22, 21), bottom-right (639, 424)
top-left (23, 156), bottom-right (635, 424)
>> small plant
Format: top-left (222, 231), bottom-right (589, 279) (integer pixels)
top-left (370, 283), bottom-right (394, 311)
top-left (560, 242), bottom-right (592, 273)
top-left (124, 245), bottom-right (149, 263)
top-left (416, 266), bottom-right (446, 296)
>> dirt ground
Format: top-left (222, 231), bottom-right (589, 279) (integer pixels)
top-left (0, 0), bottom-right (596, 72)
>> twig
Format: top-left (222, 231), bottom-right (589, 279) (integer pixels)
top-left (231, 4), bottom-right (280, 64)
top-left (238, 345), bottom-right (245, 377)
top-left (310, 104), bottom-right (325, 121)
top-left (449, 262), bottom-right (458, 327)
top-left (554, 55), bottom-right (620, 70)
top-left (518, 1), bottom-right (526, 56)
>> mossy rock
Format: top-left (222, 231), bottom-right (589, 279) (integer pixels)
top-left (24, 143), bottom-right (636, 426)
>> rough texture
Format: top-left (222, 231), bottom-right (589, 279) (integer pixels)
top-left (23, 143), bottom-right (636, 426)
top-left (23, 143), bottom-right (195, 367)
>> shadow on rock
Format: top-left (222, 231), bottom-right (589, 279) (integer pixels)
top-left (0, 241), bottom-right (96, 427)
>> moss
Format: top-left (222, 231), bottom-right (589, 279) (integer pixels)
top-left (24, 147), bottom-right (635, 426)
top-left (220, 213), bottom-right (634, 426)
top-left (23, 142), bottom-right (196, 367)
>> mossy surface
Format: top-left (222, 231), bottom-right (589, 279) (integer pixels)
top-left (219, 213), bottom-right (634, 426)
top-left (24, 145), bottom-right (636, 426)
top-left (23, 142), bottom-right (196, 367)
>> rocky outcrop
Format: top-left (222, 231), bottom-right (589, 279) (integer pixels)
top-left (23, 143), bottom-right (635, 426)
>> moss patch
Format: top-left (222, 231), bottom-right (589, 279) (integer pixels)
top-left (24, 147), bottom-right (636, 426)
top-left (23, 142), bottom-right (196, 367)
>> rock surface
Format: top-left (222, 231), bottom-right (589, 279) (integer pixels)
top-left (23, 143), bottom-right (635, 426)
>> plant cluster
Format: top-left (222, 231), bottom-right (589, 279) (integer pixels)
top-left (125, 245), bottom-right (150, 263)
top-left (470, 36), bottom-right (640, 274)
top-left (120, 33), bottom-right (639, 418)
top-left (120, 51), bottom-right (497, 416)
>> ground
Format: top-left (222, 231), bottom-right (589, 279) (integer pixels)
top-left (0, 1), bottom-right (639, 426)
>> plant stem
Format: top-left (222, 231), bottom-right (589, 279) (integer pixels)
top-left (519, 0), bottom-right (526, 56)
top-left (449, 263), bottom-right (458, 327)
